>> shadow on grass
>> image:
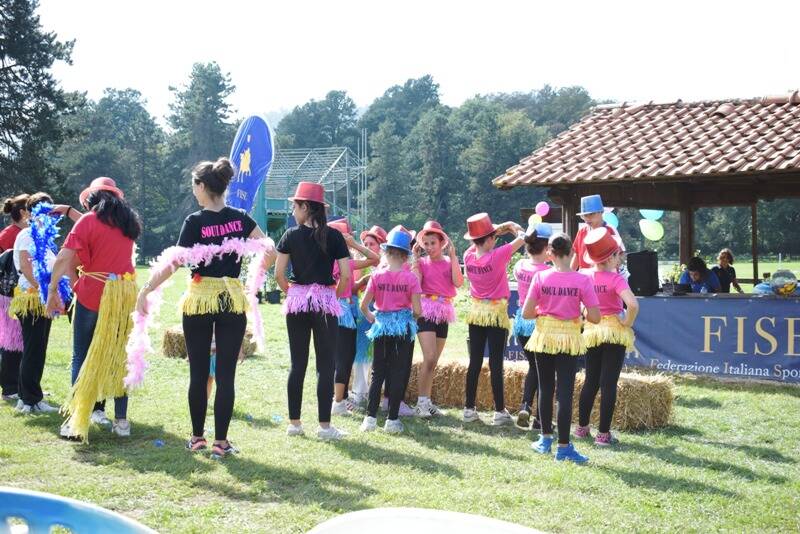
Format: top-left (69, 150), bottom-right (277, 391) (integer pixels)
top-left (598, 465), bottom-right (738, 497)
top-left (676, 376), bottom-right (800, 398)
top-left (674, 396), bottom-right (723, 409)
top-left (618, 441), bottom-right (787, 484)
top-left (329, 439), bottom-right (462, 478)
top-left (407, 422), bottom-right (531, 462)
top-left (689, 440), bottom-right (796, 464)
top-left (206, 456), bottom-right (375, 512)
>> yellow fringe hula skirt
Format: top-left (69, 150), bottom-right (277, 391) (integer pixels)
top-left (583, 314), bottom-right (635, 352)
top-left (465, 297), bottom-right (510, 330)
top-left (62, 273), bottom-right (137, 441)
top-left (180, 275), bottom-right (248, 316)
top-left (8, 286), bottom-right (46, 319)
top-left (526, 315), bottom-right (586, 356)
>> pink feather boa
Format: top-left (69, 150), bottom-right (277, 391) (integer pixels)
top-left (0, 295), bottom-right (23, 352)
top-left (125, 237), bottom-right (274, 389)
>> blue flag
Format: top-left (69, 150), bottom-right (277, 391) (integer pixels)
top-left (226, 116), bottom-right (274, 213)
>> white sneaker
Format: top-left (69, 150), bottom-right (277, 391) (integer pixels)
top-left (492, 409), bottom-right (513, 426)
top-left (384, 419), bottom-right (404, 434)
top-left (2, 393), bottom-right (19, 401)
top-left (463, 407), bottom-right (480, 423)
top-left (32, 401), bottom-right (58, 414)
top-left (111, 419), bottom-right (131, 437)
top-left (59, 422), bottom-right (78, 439)
top-left (398, 401), bottom-right (415, 417)
top-left (331, 400), bottom-right (353, 416)
top-left (415, 399), bottom-right (445, 418)
top-left (90, 409), bottom-right (112, 426)
top-left (15, 399), bottom-right (29, 413)
top-left (317, 425), bottom-right (348, 441)
top-left (286, 423), bottom-right (305, 436)
top-left (360, 416), bottom-right (377, 432)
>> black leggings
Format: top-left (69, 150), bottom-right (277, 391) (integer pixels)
top-left (368, 335), bottom-right (413, 419)
top-left (18, 314), bottom-right (52, 406)
top-left (286, 311), bottom-right (338, 423)
top-left (183, 311), bottom-right (247, 441)
top-left (535, 352), bottom-right (577, 444)
top-left (466, 324), bottom-right (506, 411)
top-left (334, 326), bottom-right (357, 388)
top-left (579, 343), bottom-right (626, 433)
top-left (0, 349), bottom-right (22, 396)
top-left (517, 335), bottom-right (540, 418)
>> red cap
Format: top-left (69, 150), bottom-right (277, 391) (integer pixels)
top-left (583, 226), bottom-right (623, 265)
top-left (418, 220), bottom-right (448, 242)
top-left (288, 181), bottom-right (327, 205)
top-left (360, 225), bottom-right (387, 244)
top-left (463, 213), bottom-right (498, 241)
top-left (79, 177), bottom-right (124, 208)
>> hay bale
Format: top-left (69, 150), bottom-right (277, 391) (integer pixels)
top-left (161, 325), bottom-right (258, 359)
top-left (405, 360), bottom-right (673, 431)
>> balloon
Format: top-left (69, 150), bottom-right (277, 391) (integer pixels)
top-left (528, 214), bottom-right (543, 226)
top-left (639, 219), bottom-right (664, 241)
top-left (535, 201), bottom-right (550, 217)
top-left (602, 211), bottom-right (619, 229)
top-left (640, 209), bottom-right (664, 221)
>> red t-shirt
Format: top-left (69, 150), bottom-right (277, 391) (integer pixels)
top-left (63, 212), bottom-right (135, 312)
top-left (0, 224), bottom-right (21, 253)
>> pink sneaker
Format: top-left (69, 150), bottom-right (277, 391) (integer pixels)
top-left (594, 432), bottom-right (617, 447)
top-left (574, 425), bottom-right (591, 439)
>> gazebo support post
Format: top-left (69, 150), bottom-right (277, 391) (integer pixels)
top-left (751, 203), bottom-right (759, 283)
top-left (679, 206), bottom-right (694, 266)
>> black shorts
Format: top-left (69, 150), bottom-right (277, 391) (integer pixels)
top-left (417, 318), bottom-right (449, 338)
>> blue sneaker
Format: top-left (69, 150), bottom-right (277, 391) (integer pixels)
top-left (555, 443), bottom-right (589, 464)
top-left (531, 435), bottom-right (553, 454)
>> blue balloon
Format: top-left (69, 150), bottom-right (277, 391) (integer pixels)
top-left (227, 116), bottom-right (275, 213)
top-left (639, 209), bottom-right (664, 221)
top-left (602, 211), bottom-right (619, 229)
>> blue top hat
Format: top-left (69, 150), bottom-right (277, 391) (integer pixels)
top-left (381, 228), bottom-right (413, 253)
top-left (577, 194), bottom-right (604, 216)
top-left (526, 222), bottom-right (554, 239)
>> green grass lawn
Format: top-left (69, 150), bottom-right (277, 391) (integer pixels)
top-left (1, 268), bottom-right (799, 533)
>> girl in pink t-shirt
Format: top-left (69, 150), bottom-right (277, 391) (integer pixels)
top-left (330, 222), bottom-right (380, 416)
top-left (511, 223), bottom-right (552, 429)
top-left (359, 228), bottom-right (422, 434)
top-left (575, 227), bottom-right (639, 447)
top-left (461, 213), bottom-right (525, 426)
top-left (410, 221), bottom-right (464, 418)
top-left (521, 233), bottom-right (600, 464)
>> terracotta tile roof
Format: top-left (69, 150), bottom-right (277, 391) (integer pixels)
top-left (493, 91), bottom-right (800, 189)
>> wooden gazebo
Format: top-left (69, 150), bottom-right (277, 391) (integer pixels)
top-left (493, 91), bottom-right (800, 282)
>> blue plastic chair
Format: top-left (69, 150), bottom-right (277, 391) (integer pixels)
top-left (0, 487), bottom-right (156, 534)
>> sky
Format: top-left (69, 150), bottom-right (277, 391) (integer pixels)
top-left (39, 0), bottom-right (799, 127)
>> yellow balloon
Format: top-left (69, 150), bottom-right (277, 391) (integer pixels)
top-left (639, 219), bottom-right (664, 241)
top-left (528, 214), bottom-right (543, 225)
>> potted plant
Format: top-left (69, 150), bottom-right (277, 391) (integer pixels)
top-left (265, 272), bottom-right (281, 304)
top-left (662, 263), bottom-right (686, 295)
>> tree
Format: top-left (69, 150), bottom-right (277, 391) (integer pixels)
top-left (359, 75), bottom-right (440, 138)
top-left (0, 0), bottom-right (75, 193)
top-left (276, 90), bottom-right (358, 150)
top-left (490, 85), bottom-right (595, 135)
top-left (365, 120), bottom-right (410, 228)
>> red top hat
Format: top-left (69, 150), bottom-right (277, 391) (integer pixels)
top-left (360, 225), bottom-right (387, 244)
top-left (418, 220), bottom-right (449, 242)
top-left (328, 219), bottom-right (351, 235)
top-left (288, 181), bottom-right (327, 205)
top-left (463, 213), bottom-right (498, 241)
top-left (583, 226), bottom-right (623, 265)
top-left (79, 177), bottom-right (124, 208)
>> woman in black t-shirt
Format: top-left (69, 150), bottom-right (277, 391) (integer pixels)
top-left (136, 158), bottom-right (274, 458)
top-left (711, 248), bottom-right (743, 293)
top-left (276, 181), bottom-right (350, 440)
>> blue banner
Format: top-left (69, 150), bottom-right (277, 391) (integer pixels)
top-left (227, 116), bottom-right (274, 213)
top-left (499, 292), bottom-right (800, 383)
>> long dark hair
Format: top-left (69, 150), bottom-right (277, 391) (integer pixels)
top-left (297, 200), bottom-right (328, 252)
top-left (86, 190), bottom-right (142, 240)
top-left (3, 194), bottom-right (29, 222)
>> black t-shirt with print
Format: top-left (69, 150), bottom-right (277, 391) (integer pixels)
top-left (711, 265), bottom-right (736, 293)
top-left (177, 207), bottom-right (258, 278)
top-left (276, 225), bottom-right (349, 286)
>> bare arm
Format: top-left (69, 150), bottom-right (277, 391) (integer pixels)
top-left (522, 295), bottom-right (539, 320)
top-left (51, 204), bottom-right (82, 223)
top-left (499, 221), bottom-right (525, 254)
top-left (447, 241), bottom-right (464, 288)
top-left (345, 234), bottom-right (379, 269)
top-left (360, 287), bottom-right (375, 323)
top-left (135, 255), bottom-right (182, 314)
top-left (619, 289), bottom-right (639, 327)
top-left (45, 248), bottom-right (78, 316)
top-left (18, 250), bottom-right (37, 289)
top-left (585, 305), bottom-right (601, 324)
top-left (353, 272), bottom-right (371, 294)
top-left (335, 257), bottom-right (351, 298)
top-left (411, 293), bottom-right (422, 318)
top-left (275, 252), bottom-right (290, 292)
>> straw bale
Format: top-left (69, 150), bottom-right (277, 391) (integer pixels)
top-left (161, 325), bottom-right (257, 359)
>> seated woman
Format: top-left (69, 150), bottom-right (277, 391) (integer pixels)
top-left (679, 257), bottom-right (721, 293)
top-left (711, 248), bottom-right (743, 294)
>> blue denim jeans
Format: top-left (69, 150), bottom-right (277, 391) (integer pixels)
top-left (72, 300), bottom-right (128, 419)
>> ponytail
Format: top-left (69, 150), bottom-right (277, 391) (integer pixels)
top-left (298, 200), bottom-right (329, 253)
